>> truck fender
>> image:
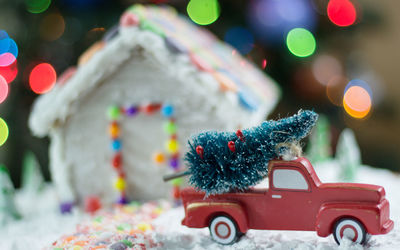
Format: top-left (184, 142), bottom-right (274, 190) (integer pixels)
top-left (316, 202), bottom-right (380, 237)
top-left (184, 201), bottom-right (248, 233)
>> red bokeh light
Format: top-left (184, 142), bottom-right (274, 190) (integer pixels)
top-left (0, 59), bottom-right (18, 84)
top-left (29, 63), bottom-right (57, 94)
top-left (327, 0), bottom-right (357, 27)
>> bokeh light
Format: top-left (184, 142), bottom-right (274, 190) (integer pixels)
top-left (312, 54), bottom-right (342, 85)
top-left (0, 36), bottom-right (18, 66)
top-left (262, 59), bottom-right (267, 69)
top-left (0, 30), bottom-right (8, 39)
top-left (0, 117), bottom-right (9, 146)
top-left (286, 28), bottom-right (316, 57)
top-left (0, 53), bottom-right (16, 67)
top-left (0, 75), bottom-right (8, 103)
top-left (343, 86), bottom-right (372, 119)
top-left (29, 63), bottom-right (57, 94)
top-left (187, 0), bottom-right (220, 26)
top-left (326, 75), bottom-right (348, 106)
top-left (247, 0), bottom-right (316, 44)
top-left (0, 59), bottom-right (18, 84)
top-left (327, 0), bottom-right (357, 27)
top-left (25, 0), bottom-right (52, 14)
top-left (224, 27), bottom-right (254, 55)
top-left (40, 13), bottom-right (66, 41)
top-left (345, 79), bottom-right (372, 98)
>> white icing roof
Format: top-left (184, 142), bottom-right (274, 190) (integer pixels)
top-left (29, 4), bottom-right (280, 137)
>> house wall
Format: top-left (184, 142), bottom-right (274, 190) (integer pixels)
top-left (57, 46), bottom-right (263, 205)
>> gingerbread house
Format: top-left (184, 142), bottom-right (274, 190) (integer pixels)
top-left (29, 5), bottom-right (280, 208)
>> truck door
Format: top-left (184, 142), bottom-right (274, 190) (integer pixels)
top-left (266, 167), bottom-right (316, 231)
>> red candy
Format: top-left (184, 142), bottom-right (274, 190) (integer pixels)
top-left (58, 66), bottom-right (76, 85)
top-left (120, 12), bottom-right (140, 27)
top-left (112, 153), bottom-right (122, 169)
top-left (142, 103), bottom-right (162, 114)
top-left (84, 196), bottom-right (102, 214)
top-left (172, 186), bottom-right (180, 199)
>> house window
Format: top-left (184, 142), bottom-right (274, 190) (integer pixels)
top-left (272, 169), bottom-right (308, 190)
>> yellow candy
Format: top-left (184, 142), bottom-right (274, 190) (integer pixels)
top-left (166, 139), bottom-right (179, 153)
top-left (137, 222), bottom-right (152, 232)
top-left (153, 152), bottom-right (166, 164)
top-left (71, 246), bottom-right (83, 250)
top-left (109, 123), bottom-right (120, 137)
top-left (114, 177), bottom-right (126, 191)
top-left (153, 207), bottom-right (163, 215)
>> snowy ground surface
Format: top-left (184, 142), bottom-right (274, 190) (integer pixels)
top-left (1, 160), bottom-right (399, 250)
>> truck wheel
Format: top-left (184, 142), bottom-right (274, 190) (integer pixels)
top-left (333, 218), bottom-right (367, 245)
top-left (209, 216), bottom-right (240, 245)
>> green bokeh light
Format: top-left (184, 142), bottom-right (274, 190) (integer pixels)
top-left (25, 0), bottom-right (51, 14)
top-left (187, 0), bottom-right (220, 26)
top-left (0, 117), bottom-right (9, 146)
top-left (286, 28), bottom-right (316, 57)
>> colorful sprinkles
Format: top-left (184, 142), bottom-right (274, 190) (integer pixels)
top-left (73, 4), bottom-right (277, 113)
top-left (48, 201), bottom-right (170, 250)
top-left (107, 103), bottom-right (182, 204)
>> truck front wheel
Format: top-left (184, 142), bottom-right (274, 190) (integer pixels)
top-left (333, 218), bottom-right (367, 245)
top-left (209, 215), bottom-right (240, 245)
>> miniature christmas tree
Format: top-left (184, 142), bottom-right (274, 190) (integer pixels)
top-left (306, 115), bottom-right (332, 164)
top-left (336, 128), bottom-right (361, 182)
top-left (0, 165), bottom-right (21, 225)
top-left (21, 151), bottom-right (45, 195)
top-left (184, 110), bottom-right (318, 195)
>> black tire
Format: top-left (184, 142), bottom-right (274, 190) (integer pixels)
top-left (209, 215), bottom-right (241, 245)
top-left (333, 218), bottom-right (367, 245)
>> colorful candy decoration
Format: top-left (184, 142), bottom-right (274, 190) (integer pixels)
top-left (84, 195), bottom-right (102, 214)
top-left (48, 201), bottom-right (169, 249)
top-left (108, 103), bottom-right (182, 204)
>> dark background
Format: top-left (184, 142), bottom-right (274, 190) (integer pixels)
top-left (0, 0), bottom-right (399, 187)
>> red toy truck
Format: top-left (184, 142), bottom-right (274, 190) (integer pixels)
top-left (180, 157), bottom-right (393, 245)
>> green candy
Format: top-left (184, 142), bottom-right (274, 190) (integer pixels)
top-left (140, 20), bottom-right (165, 37)
top-left (108, 106), bottom-right (121, 120)
top-left (163, 121), bottom-right (177, 135)
top-left (171, 177), bottom-right (183, 186)
top-left (121, 239), bottom-right (133, 247)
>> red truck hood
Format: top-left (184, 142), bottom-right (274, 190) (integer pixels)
top-left (318, 183), bottom-right (385, 203)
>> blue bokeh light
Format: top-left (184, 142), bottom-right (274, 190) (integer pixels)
top-left (247, 0), bottom-right (316, 44)
top-left (224, 27), bottom-right (254, 55)
top-left (345, 79), bottom-right (373, 99)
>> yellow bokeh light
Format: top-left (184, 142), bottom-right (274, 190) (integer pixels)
top-left (343, 86), bottom-right (371, 119)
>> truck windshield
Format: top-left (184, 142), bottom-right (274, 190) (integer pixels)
top-left (272, 169), bottom-right (309, 190)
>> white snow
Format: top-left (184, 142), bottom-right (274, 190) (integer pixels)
top-left (1, 160), bottom-right (399, 250)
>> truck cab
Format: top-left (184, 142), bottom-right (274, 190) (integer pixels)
top-left (181, 157), bottom-right (393, 245)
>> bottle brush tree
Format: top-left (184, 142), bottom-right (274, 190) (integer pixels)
top-left (182, 110), bottom-right (318, 195)
top-left (0, 165), bottom-right (21, 225)
top-left (306, 114), bottom-right (332, 163)
top-left (336, 128), bottom-right (361, 182)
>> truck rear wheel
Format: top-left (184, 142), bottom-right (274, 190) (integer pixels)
top-left (209, 215), bottom-right (240, 245)
top-left (333, 218), bottom-right (367, 245)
